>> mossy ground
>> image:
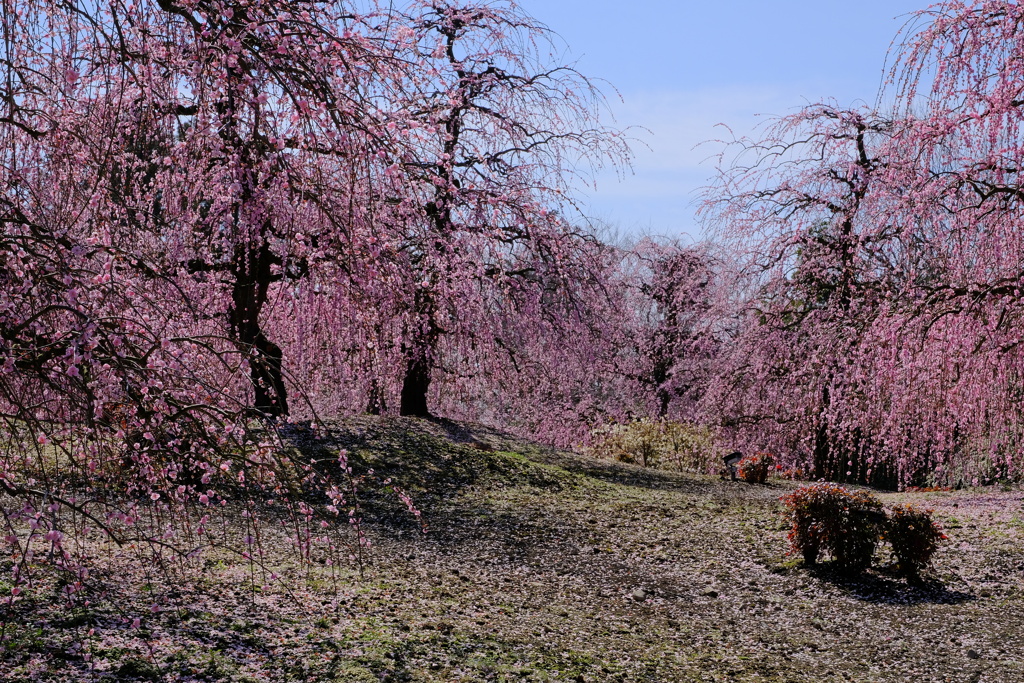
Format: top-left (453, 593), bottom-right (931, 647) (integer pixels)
top-left (2, 416), bottom-right (1022, 681)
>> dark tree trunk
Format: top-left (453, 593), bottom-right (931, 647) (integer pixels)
top-left (230, 239), bottom-right (288, 417)
top-left (813, 420), bottom-right (830, 481)
top-left (399, 351), bottom-right (432, 417)
top-left (250, 332), bottom-right (287, 416)
top-left (217, 67), bottom-right (288, 419)
top-left (655, 365), bottom-right (672, 419)
top-left (812, 383), bottom-right (831, 480)
top-left (399, 291), bottom-right (437, 418)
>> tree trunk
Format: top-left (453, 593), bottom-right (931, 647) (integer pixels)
top-left (812, 383), bottom-right (831, 480)
top-left (656, 386), bottom-right (671, 419)
top-left (399, 350), bottom-right (432, 417)
top-left (813, 420), bottom-right (830, 482)
top-left (365, 334), bottom-right (388, 415)
top-left (399, 290), bottom-right (437, 418)
top-left (250, 332), bottom-right (288, 416)
top-left (230, 240), bottom-right (288, 417)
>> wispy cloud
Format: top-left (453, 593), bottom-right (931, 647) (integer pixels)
top-left (575, 84), bottom-right (859, 239)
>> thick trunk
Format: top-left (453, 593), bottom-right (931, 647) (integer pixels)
top-left (399, 291), bottom-right (437, 418)
top-left (813, 423), bottom-right (830, 481)
top-left (230, 240), bottom-right (288, 417)
top-left (399, 351), bottom-right (432, 417)
top-left (656, 386), bottom-right (671, 419)
top-left (644, 345), bottom-right (672, 418)
top-left (250, 332), bottom-right (288, 416)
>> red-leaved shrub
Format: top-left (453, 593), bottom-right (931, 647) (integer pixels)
top-left (781, 483), bottom-right (885, 571)
top-left (885, 503), bottom-right (945, 577)
top-left (738, 452), bottom-right (775, 484)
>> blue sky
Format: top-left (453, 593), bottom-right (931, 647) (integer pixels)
top-left (515, 0), bottom-right (929, 241)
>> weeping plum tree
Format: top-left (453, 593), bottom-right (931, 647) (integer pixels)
top-left (869, 0), bottom-right (1024, 485)
top-left (389, 1), bottom-right (629, 418)
top-left (779, 0), bottom-right (1024, 486)
top-left (699, 105), bottom-right (915, 486)
top-left (0, 0), bottom-right (427, 612)
top-left (74, 0), bottom-right (410, 418)
top-left (280, 0), bottom-right (631, 419)
top-left (700, 0), bottom-right (1024, 488)
top-left (632, 239), bottom-right (718, 419)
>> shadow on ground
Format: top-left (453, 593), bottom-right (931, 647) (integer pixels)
top-left (806, 563), bottom-right (975, 605)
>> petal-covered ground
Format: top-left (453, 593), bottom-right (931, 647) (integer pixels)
top-left (2, 417), bottom-right (1023, 681)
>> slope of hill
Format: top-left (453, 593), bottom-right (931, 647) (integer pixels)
top-left (2, 416), bottom-right (1023, 681)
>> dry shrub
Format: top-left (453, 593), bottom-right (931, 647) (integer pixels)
top-left (586, 418), bottom-right (718, 473)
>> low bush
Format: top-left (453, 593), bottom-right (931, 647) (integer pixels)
top-left (586, 419), bottom-right (718, 473)
top-left (781, 483), bottom-right (885, 571)
top-left (885, 503), bottom-right (945, 577)
top-left (738, 452), bottom-right (775, 484)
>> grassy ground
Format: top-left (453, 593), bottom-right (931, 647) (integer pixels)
top-left (2, 416), bottom-right (1023, 682)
